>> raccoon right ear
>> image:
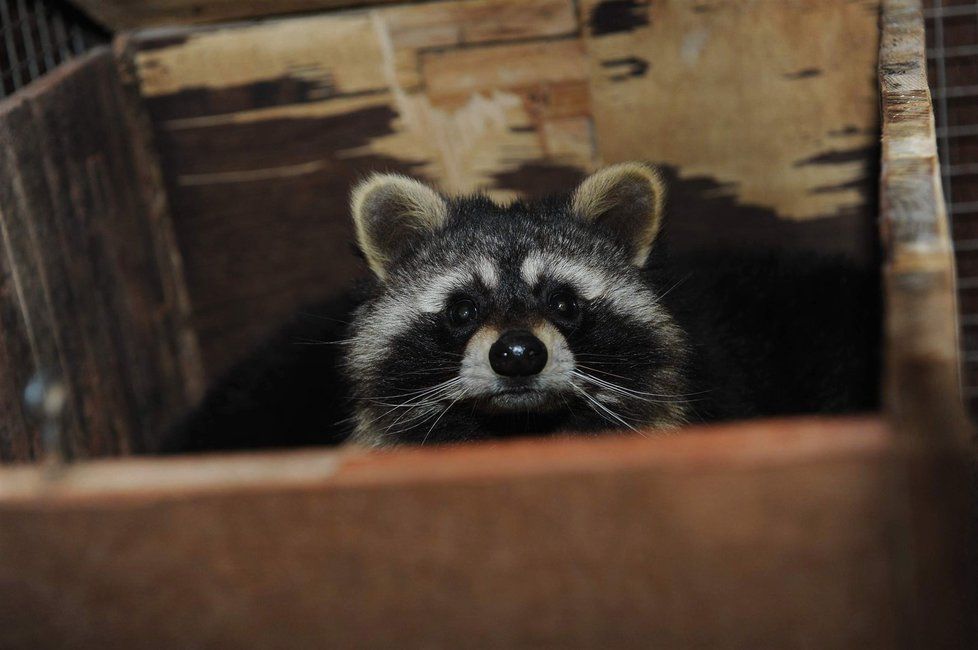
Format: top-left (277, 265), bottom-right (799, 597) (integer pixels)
top-left (570, 162), bottom-right (666, 266)
top-left (351, 173), bottom-right (449, 280)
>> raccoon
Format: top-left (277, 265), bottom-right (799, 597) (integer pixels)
top-left (164, 163), bottom-right (879, 452)
top-left (345, 163), bottom-right (692, 446)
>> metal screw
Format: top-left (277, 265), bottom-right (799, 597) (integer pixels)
top-left (24, 372), bottom-right (68, 464)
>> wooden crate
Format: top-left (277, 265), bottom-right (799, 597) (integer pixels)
top-left (0, 0), bottom-right (973, 647)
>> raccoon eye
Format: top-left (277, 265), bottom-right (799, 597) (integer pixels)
top-left (547, 290), bottom-right (579, 320)
top-left (448, 298), bottom-right (479, 327)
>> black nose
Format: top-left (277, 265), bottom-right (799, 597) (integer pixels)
top-left (489, 330), bottom-right (548, 377)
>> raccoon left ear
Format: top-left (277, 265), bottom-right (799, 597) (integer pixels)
top-left (351, 173), bottom-right (448, 280)
top-left (570, 162), bottom-right (666, 266)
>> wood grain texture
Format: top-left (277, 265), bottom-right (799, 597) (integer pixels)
top-left (0, 416), bottom-right (972, 648)
top-left (72, 0), bottom-right (404, 30)
top-left (0, 49), bottom-right (204, 462)
top-left (125, 0), bottom-right (593, 378)
top-left (878, 0), bottom-right (971, 443)
top-left (580, 0), bottom-right (882, 260)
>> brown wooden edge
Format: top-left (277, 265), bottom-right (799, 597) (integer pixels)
top-left (878, 0), bottom-right (972, 445)
top-left (0, 416), bottom-right (889, 503)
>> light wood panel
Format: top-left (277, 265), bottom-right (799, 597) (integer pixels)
top-left (72, 0), bottom-right (402, 30)
top-left (125, 0), bottom-right (888, 379)
top-left (580, 0), bottom-right (882, 258)
top-left (125, 0), bottom-right (594, 377)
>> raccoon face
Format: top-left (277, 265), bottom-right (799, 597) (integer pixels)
top-left (345, 163), bottom-right (689, 446)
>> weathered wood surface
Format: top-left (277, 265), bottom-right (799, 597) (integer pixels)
top-left (72, 0), bottom-right (404, 30)
top-left (125, 0), bottom-right (885, 379)
top-left (125, 0), bottom-right (588, 377)
top-left (0, 49), bottom-right (204, 462)
top-left (0, 416), bottom-right (972, 648)
top-left (878, 0), bottom-right (970, 443)
top-left (581, 0), bottom-right (882, 258)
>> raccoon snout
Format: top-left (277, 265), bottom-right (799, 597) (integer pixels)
top-left (489, 330), bottom-right (548, 377)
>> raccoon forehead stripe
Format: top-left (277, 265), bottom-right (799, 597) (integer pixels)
top-left (416, 267), bottom-right (473, 312)
top-left (520, 252), bottom-right (610, 300)
top-left (475, 257), bottom-right (500, 289)
top-left (521, 252), bottom-right (664, 324)
top-left (415, 257), bottom-right (498, 313)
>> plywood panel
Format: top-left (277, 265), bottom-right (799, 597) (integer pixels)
top-left (73, 0), bottom-right (405, 30)
top-left (125, 0), bottom-right (593, 378)
top-left (126, 0), bottom-right (886, 380)
top-left (581, 0), bottom-right (882, 257)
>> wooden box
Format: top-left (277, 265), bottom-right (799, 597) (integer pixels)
top-left (0, 0), bottom-right (973, 647)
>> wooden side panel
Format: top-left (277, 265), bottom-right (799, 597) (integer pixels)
top-left (878, 0), bottom-right (969, 442)
top-left (0, 49), bottom-right (204, 462)
top-left (580, 0), bottom-right (882, 259)
top-left (876, 8), bottom-right (976, 646)
top-left (126, 0), bottom-right (592, 378)
top-left (0, 417), bottom-right (972, 648)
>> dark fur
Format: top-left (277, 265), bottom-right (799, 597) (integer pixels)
top-left (162, 195), bottom-right (879, 453)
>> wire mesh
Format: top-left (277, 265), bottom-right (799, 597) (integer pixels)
top-left (925, 0), bottom-right (978, 414)
top-left (0, 0), bottom-right (107, 99)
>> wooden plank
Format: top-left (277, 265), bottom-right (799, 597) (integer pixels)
top-left (124, 1), bottom-right (593, 378)
top-left (134, 13), bottom-right (390, 102)
top-left (0, 416), bottom-right (972, 647)
top-left (0, 49), bottom-right (204, 461)
top-left (0, 229), bottom-right (38, 460)
top-left (878, 0), bottom-right (970, 443)
top-left (876, 12), bottom-right (975, 645)
top-left (72, 0), bottom-right (406, 30)
top-left (580, 0), bottom-right (882, 262)
top-left (0, 73), bottom-right (91, 461)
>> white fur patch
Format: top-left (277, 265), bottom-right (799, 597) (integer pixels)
top-left (459, 326), bottom-right (500, 394)
top-left (416, 267), bottom-right (475, 313)
top-left (520, 252), bottom-right (663, 324)
top-left (532, 322), bottom-right (576, 392)
top-left (475, 257), bottom-right (500, 289)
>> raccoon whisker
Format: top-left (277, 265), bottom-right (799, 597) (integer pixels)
top-left (380, 383), bottom-right (470, 440)
top-left (381, 380), bottom-right (467, 428)
top-left (369, 376), bottom-right (463, 401)
top-left (574, 364), bottom-right (646, 383)
top-left (421, 391), bottom-right (467, 446)
top-left (376, 388), bottom-right (462, 425)
top-left (569, 382), bottom-right (643, 435)
top-left (655, 273), bottom-right (692, 301)
top-left (573, 352), bottom-right (633, 359)
top-left (292, 338), bottom-right (355, 346)
top-left (571, 369), bottom-right (677, 402)
top-left (573, 368), bottom-right (709, 401)
top-left (384, 367), bottom-right (461, 378)
top-left (297, 311), bottom-right (353, 326)
top-left (381, 406), bottom-right (442, 438)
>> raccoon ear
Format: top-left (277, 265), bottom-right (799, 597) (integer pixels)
top-left (351, 173), bottom-right (449, 280)
top-left (570, 162), bottom-right (666, 266)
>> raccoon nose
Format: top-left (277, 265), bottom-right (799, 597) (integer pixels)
top-left (489, 330), bottom-right (548, 377)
